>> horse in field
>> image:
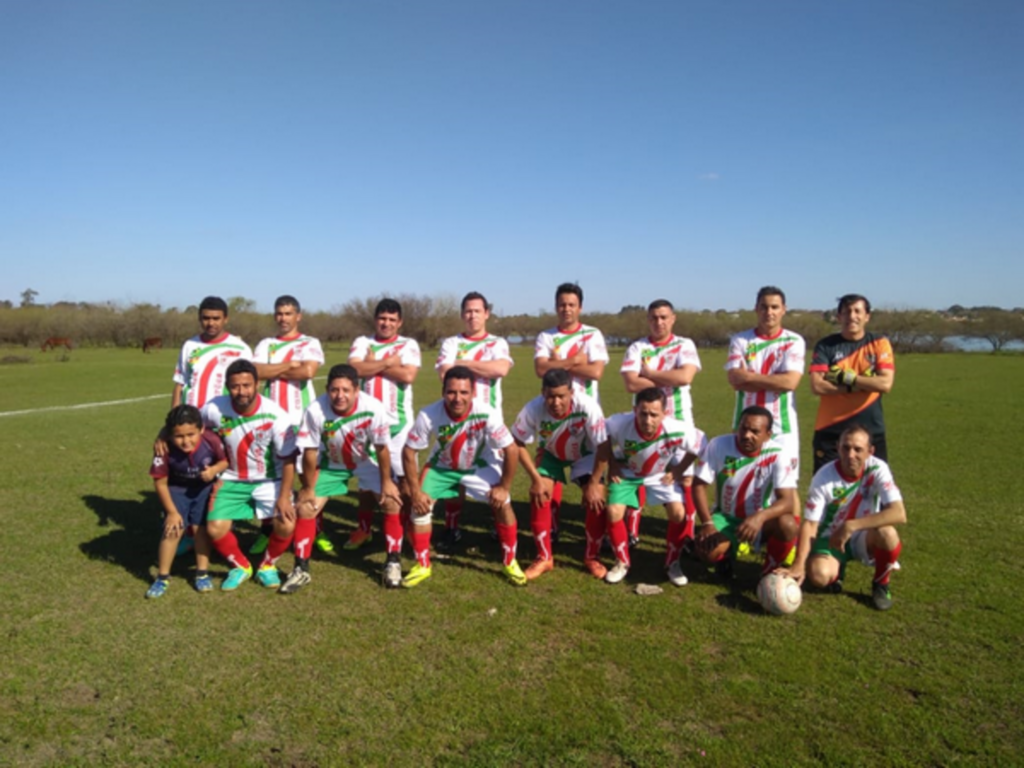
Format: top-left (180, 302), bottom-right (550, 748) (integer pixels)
top-left (41, 337), bottom-right (73, 352)
top-left (143, 337), bottom-right (163, 353)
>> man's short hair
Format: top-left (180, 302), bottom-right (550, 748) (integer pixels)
top-left (839, 424), bottom-right (873, 446)
top-left (275, 295), bottom-right (301, 312)
top-left (375, 298), bottom-right (403, 318)
top-left (199, 296), bottom-right (228, 315)
top-left (443, 365), bottom-right (476, 389)
top-left (461, 291), bottom-right (490, 312)
top-left (837, 293), bottom-right (871, 314)
top-left (165, 404), bottom-right (203, 432)
top-left (327, 363), bottom-right (359, 389)
top-left (555, 282), bottom-right (583, 305)
top-left (634, 387), bottom-right (666, 407)
top-left (756, 286), bottom-right (786, 305)
top-left (739, 405), bottom-right (774, 432)
top-left (648, 299), bottom-right (674, 312)
top-left (542, 369), bottom-right (572, 391)
top-left (226, 359), bottom-right (259, 384)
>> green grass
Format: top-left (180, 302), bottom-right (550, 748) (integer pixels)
top-left (0, 345), bottom-right (1022, 766)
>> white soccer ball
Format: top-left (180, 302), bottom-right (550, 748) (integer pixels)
top-left (757, 573), bottom-right (802, 615)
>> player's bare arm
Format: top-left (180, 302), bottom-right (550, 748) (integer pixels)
top-left (570, 358), bottom-right (606, 383)
top-left (534, 351), bottom-right (587, 378)
top-left (727, 368), bottom-right (802, 394)
top-left (737, 487), bottom-right (798, 542)
top-left (439, 358), bottom-right (511, 381)
top-left (811, 367), bottom-right (894, 396)
top-left (692, 479), bottom-right (716, 537)
top-left (171, 383), bottom-right (183, 409)
top-left (515, 439), bottom-right (552, 507)
top-left (199, 457), bottom-right (229, 484)
top-left (640, 362), bottom-right (697, 389)
top-left (829, 499), bottom-right (906, 551)
top-left (620, 369), bottom-right (657, 393)
top-left (402, 445), bottom-right (432, 515)
top-left (275, 459), bottom-right (297, 522)
top-left (375, 445), bottom-right (402, 506)
top-left (583, 441), bottom-right (612, 510)
top-left (776, 518), bottom-right (819, 585)
top-left (298, 447), bottom-right (320, 506)
top-left (488, 446), bottom-right (519, 511)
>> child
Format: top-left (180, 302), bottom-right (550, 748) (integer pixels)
top-left (146, 405), bottom-right (228, 598)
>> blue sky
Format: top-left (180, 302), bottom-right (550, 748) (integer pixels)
top-left (1, 1), bottom-right (1021, 315)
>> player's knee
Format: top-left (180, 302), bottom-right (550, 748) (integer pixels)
top-left (606, 504), bottom-right (627, 523)
top-left (807, 557), bottom-right (837, 589)
top-left (411, 513), bottom-right (432, 528)
top-left (665, 503), bottom-right (686, 524)
top-left (776, 513), bottom-right (799, 541)
top-left (870, 525), bottom-right (900, 550)
top-left (207, 520), bottom-right (230, 540)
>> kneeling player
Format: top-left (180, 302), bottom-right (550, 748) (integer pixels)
top-left (586, 388), bottom-right (700, 586)
top-left (510, 369), bottom-right (608, 580)
top-left (201, 360), bottom-right (298, 591)
top-left (401, 366), bottom-right (525, 587)
top-left (290, 365), bottom-right (404, 593)
top-left (693, 406), bottom-right (799, 581)
top-left (776, 425), bottom-right (905, 610)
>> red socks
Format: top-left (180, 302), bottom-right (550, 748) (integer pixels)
top-left (383, 513), bottom-right (404, 555)
top-left (412, 529), bottom-right (432, 568)
top-left (873, 541), bottom-right (902, 585)
top-left (293, 518), bottom-right (316, 560)
top-left (444, 499), bottom-right (462, 531)
top-left (665, 520), bottom-right (686, 568)
top-left (763, 534), bottom-right (797, 576)
top-left (608, 518), bottom-right (631, 567)
top-left (583, 503), bottom-right (606, 561)
top-left (495, 521), bottom-right (518, 566)
top-left (211, 531), bottom-right (251, 571)
top-left (550, 482), bottom-right (563, 533)
top-left (531, 501), bottom-right (553, 561)
top-left (260, 532), bottom-right (292, 569)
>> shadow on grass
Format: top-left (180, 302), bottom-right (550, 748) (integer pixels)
top-left (80, 491), bottom-right (160, 584)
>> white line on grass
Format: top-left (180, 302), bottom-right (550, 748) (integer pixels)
top-left (0, 394), bottom-right (166, 418)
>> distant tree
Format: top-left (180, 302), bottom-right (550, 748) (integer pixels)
top-left (968, 310), bottom-right (1022, 352)
top-left (228, 296), bottom-right (257, 315)
top-left (20, 288), bottom-right (38, 308)
top-left (618, 304), bottom-right (645, 314)
top-left (0, 300), bottom-right (12, 310)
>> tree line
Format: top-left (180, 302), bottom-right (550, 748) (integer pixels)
top-left (1, 293), bottom-right (1022, 353)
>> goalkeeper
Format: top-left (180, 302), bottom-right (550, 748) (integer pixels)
top-left (808, 294), bottom-right (896, 473)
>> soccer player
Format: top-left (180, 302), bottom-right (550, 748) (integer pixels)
top-left (146, 405), bottom-right (228, 598)
top-left (348, 298), bottom-right (422, 549)
top-left (692, 406), bottom-right (800, 581)
top-left (776, 425), bottom-right (905, 611)
top-left (435, 291), bottom-right (514, 548)
top-left (620, 299), bottom-right (702, 547)
top-left (249, 295), bottom-right (325, 555)
top-left (585, 388), bottom-right (700, 586)
top-left (172, 296), bottom-right (253, 409)
top-left (534, 283), bottom-right (609, 541)
top-left (201, 360), bottom-right (299, 591)
top-left (725, 286), bottom-right (805, 470)
top-left (400, 366), bottom-right (525, 588)
top-left (809, 294), bottom-right (895, 473)
top-left (290, 365), bottom-right (403, 593)
top-left (510, 369), bottom-right (607, 580)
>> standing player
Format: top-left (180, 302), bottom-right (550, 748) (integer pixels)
top-left (534, 283), bottom-right (609, 541)
top-left (250, 295), bottom-right (325, 555)
top-left (725, 286), bottom-right (805, 469)
top-left (585, 388), bottom-right (701, 586)
top-left (510, 369), bottom-right (607, 580)
top-left (777, 425), bottom-right (905, 611)
top-left (692, 406), bottom-right (800, 581)
top-left (291, 365), bottom-right (403, 592)
top-left (809, 294), bottom-right (895, 473)
top-left (348, 298), bottom-right (422, 549)
top-left (401, 367), bottom-right (525, 588)
top-left (172, 296), bottom-right (253, 409)
top-left (201, 360), bottom-right (298, 591)
top-left (620, 299), bottom-right (702, 547)
top-left (435, 291), bottom-right (514, 548)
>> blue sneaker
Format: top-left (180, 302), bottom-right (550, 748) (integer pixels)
top-left (146, 578), bottom-right (169, 599)
top-left (222, 566), bottom-right (253, 591)
top-left (175, 536), bottom-right (195, 557)
top-left (194, 574), bottom-right (214, 593)
top-left (256, 565), bottom-right (281, 589)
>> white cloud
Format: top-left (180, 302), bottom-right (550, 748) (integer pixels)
top-left (698, 172), bottom-right (720, 182)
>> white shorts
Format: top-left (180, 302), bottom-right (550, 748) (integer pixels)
top-left (388, 425), bottom-right (411, 478)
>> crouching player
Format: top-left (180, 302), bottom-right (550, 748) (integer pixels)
top-left (401, 366), bottom-right (525, 588)
top-left (693, 406), bottom-right (799, 581)
top-left (586, 387), bottom-right (700, 586)
top-left (291, 365), bottom-right (404, 593)
top-left (146, 405), bottom-right (229, 598)
top-left (776, 425), bottom-right (905, 610)
top-left (510, 369), bottom-right (607, 581)
top-left (201, 360), bottom-right (299, 591)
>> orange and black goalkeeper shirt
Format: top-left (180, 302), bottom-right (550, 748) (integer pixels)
top-left (810, 332), bottom-right (895, 437)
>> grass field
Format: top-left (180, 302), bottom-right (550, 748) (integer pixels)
top-left (1, 345), bottom-right (1022, 766)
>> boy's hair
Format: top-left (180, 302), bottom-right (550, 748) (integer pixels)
top-left (199, 296), bottom-right (228, 315)
top-left (555, 282), bottom-right (583, 305)
top-left (461, 291), bottom-right (490, 312)
top-left (648, 299), bottom-right (674, 312)
top-left (275, 295), bottom-right (301, 312)
top-left (226, 359), bottom-right (259, 383)
top-left (327, 363), bottom-right (359, 389)
top-left (837, 293), bottom-right (871, 314)
top-left (443, 365), bottom-right (476, 389)
top-left (375, 298), bottom-right (403, 318)
top-left (635, 387), bottom-right (666, 407)
top-left (542, 369), bottom-right (572, 390)
top-left (756, 286), bottom-right (786, 305)
top-left (164, 404), bottom-right (203, 433)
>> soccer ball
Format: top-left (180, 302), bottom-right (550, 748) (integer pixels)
top-left (757, 573), bottom-right (802, 615)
